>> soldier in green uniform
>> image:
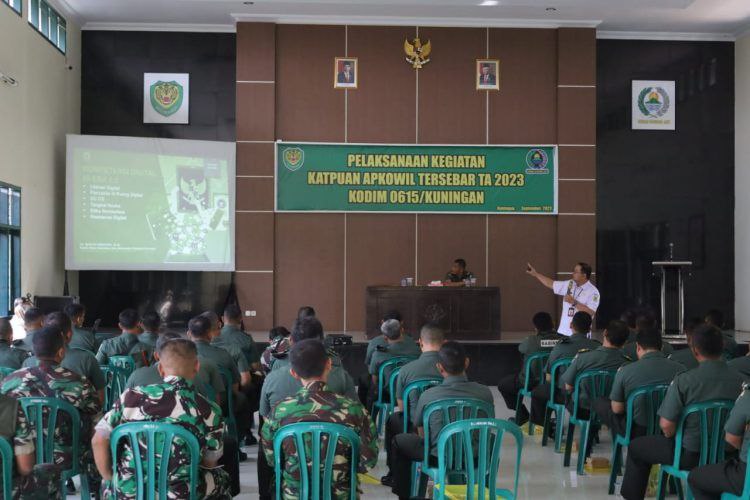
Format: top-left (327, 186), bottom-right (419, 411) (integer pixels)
top-left (1, 326), bottom-right (103, 497)
top-left (620, 324), bottom-right (745, 499)
top-left (688, 383), bottom-right (750, 498)
top-left (368, 318), bottom-right (420, 408)
top-left (706, 309), bottom-right (739, 359)
top-left (23, 312), bottom-right (106, 404)
top-left (381, 323), bottom-right (445, 487)
top-left (729, 352), bottom-right (750, 380)
top-left (217, 304), bottom-right (260, 368)
top-left (443, 258), bottom-right (474, 286)
top-left (529, 311), bottom-right (600, 426)
top-left (389, 341), bottom-right (494, 499)
top-left (126, 310), bottom-right (161, 367)
top-left (92, 337), bottom-right (231, 499)
top-left (621, 312), bottom-right (674, 360)
top-left (0, 317), bottom-right (28, 369)
top-left (261, 338), bottom-right (378, 500)
top-left (497, 311), bottom-right (562, 425)
top-left (15, 307), bottom-right (44, 353)
top-left (593, 327), bottom-right (685, 439)
top-left (669, 317), bottom-right (702, 370)
top-left (95, 309), bottom-right (150, 367)
top-left (64, 303), bottom-right (98, 354)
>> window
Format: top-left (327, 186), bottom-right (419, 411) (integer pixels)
top-left (1, 0), bottom-right (21, 14)
top-left (0, 184), bottom-right (21, 316)
top-left (28, 0), bottom-right (65, 54)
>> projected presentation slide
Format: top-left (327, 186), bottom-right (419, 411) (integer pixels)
top-left (65, 135), bottom-right (235, 271)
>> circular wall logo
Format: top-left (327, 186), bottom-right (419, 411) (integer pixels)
top-left (282, 147), bottom-right (305, 171)
top-left (638, 87), bottom-right (670, 118)
top-left (525, 149), bottom-right (549, 174)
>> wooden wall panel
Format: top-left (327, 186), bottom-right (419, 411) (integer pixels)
top-left (558, 28), bottom-right (596, 86)
top-left (236, 23), bottom-right (276, 82)
top-left (556, 215), bottom-right (596, 269)
top-left (416, 214), bottom-right (486, 285)
top-left (235, 212), bottom-right (274, 271)
top-left (235, 272), bottom-right (274, 329)
top-left (235, 177), bottom-right (274, 211)
top-left (559, 145), bottom-right (595, 179)
top-left (558, 87), bottom-right (596, 145)
top-left (559, 181), bottom-right (596, 213)
top-left (237, 142), bottom-right (274, 176)
top-left (236, 84), bottom-right (275, 141)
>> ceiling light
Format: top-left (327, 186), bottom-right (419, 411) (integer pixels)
top-left (243, 1), bottom-right (253, 4)
top-left (480, 1), bottom-right (499, 6)
top-left (545, 7), bottom-right (556, 11)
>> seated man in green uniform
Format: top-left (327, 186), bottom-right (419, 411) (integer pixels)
top-left (261, 339), bottom-right (378, 500)
top-left (443, 258), bottom-right (474, 286)
top-left (620, 324), bottom-right (745, 499)
top-left (368, 318), bottom-right (420, 409)
top-left (529, 311), bottom-right (600, 427)
top-left (381, 323), bottom-right (445, 487)
top-left (127, 310), bottom-right (161, 366)
top-left (1, 326), bottom-right (102, 497)
top-left (64, 302), bottom-right (99, 353)
top-left (95, 308), bottom-right (149, 367)
top-left (621, 312), bottom-right (674, 360)
top-left (706, 309), bottom-right (739, 360)
top-left (389, 341), bottom-right (494, 499)
top-left (23, 311), bottom-right (106, 405)
top-left (669, 317), bottom-right (703, 370)
top-left (688, 382), bottom-right (750, 499)
top-left (92, 337), bottom-right (231, 499)
top-left (261, 326), bottom-right (291, 375)
top-left (0, 317), bottom-right (27, 369)
top-left (14, 307), bottom-right (44, 353)
top-left (593, 327), bottom-right (685, 440)
top-left (217, 304), bottom-right (260, 369)
top-left (498, 311), bottom-right (562, 425)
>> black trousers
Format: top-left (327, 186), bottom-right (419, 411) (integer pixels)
top-left (357, 374), bottom-right (370, 407)
top-left (385, 412), bottom-right (409, 472)
top-left (592, 397), bottom-right (647, 439)
top-left (257, 442), bottom-right (274, 500)
top-left (688, 458), bottom-right (746, 500)
top-left (391, 433), bottom-right (426, 500)
top-left (620, 435), bottom-right (700, 500)
top-left (497, 374), bottom-right (529, 419)
top-left (219, 436), bottom-right (240, 496)
top-left (530, 382), bottom-right (564, 425)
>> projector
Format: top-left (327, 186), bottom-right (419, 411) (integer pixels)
top-left (325, 334), bottom-right (353, 347)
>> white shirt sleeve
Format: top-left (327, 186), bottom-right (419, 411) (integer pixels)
top-left (552, 280), bottom-right (572, 297)
top-left (580, 287), bottom-right (601, 312)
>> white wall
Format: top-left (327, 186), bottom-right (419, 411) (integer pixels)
top-left (0, 5), bottom-right (80, 299)
top-left (736, 33), bottom-right (750, 331)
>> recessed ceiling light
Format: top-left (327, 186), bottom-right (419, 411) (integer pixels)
top-left (545, 7), bottom-right (556, 11)
top-left (243, 1), bottom-right (254, 4)
top-left (480, 0), bottom-right (499, 6)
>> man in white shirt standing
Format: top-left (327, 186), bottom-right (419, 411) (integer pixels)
top-left (526, 262), bottom-right (600, 336)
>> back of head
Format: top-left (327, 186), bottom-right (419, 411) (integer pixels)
top-left (620, 309), bottom-right (637, 329)
top-left (289, 339), bottom-right (328, 379)
top-left (297, 306), bottom-right (316, 320)
top-left (605, 320), bottom-right (630, 347)
top-left (684, 316), bottom-right (702, 336)
top-left (570, 311), bottom-right (592, 334)
top-left (0, 318), bottom-right (11, 340)
top-left (532, 312), bottom-right (554, 332)
top-left (383, 310), bottom-right (402, 322)
top-left (44, 311), bottom-right (72, 335)
top-left (454, 258), bottom-right (466, 270)
top-left (635, 313), bottom-right (657, 331)
top-left (291, 316), bottom-right (324, 343)
top-left (63, 303), bottom-right (85, 320)
top-left (438, 341), bottom-right (467, 376)
top-left (577, 262), bottom-right (593, 279)
top-left (158, 338), bottom-right (198, 377)
top-left (156, 332), bottom-right (184, 353)
top-left (705, 309), bottom-right (725, 329)
top-left (692, 324), bottom-right (724, 359)
top-left (636, 327), bottom-right (663, 351)
top-left (119, 308), bottom-right (140, 330)
top-left (141, 310), bottom-right (161, 332)
top-left (381, 319), bottom-right (402, 340)
top-left (24, 307), bottom-right (44, 327)
top-left (420, 323), bottom-right (444, 347)
top-left (33, 326), bottom-right (65, 358)
top-left (223, 304), bottom-right (242, 323)
top-left (188, 315), bottom-right (211, 339)
top-left (269, 326), bottom-right (290, 340)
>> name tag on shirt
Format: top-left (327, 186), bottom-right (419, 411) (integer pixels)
top-left (541, 339), bottom-right (561, 348)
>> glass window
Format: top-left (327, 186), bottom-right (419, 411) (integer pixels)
top-left (2, 0), bottom-right (21, 14)
top-left (0, 183), bottom-right (20, 315)
top-left (27, 0), bottom-right (65, 54)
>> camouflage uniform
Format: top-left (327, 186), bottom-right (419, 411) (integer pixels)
top-left (23, 348), bottom-right (107, 391)
top-left (0, 361), bottom-right (102, 498)
top-left (96, 376), bottom-right (231, 499)
top-left (261, 336), bottom-right (290, 374)
top-left (0, 338), bottom-right (28, 370)
top-left (260, 381), bottom-right (378, 500)
top-left (124, 359), bottom-right (224, 400)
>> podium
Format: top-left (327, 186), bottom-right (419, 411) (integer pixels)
top-left (652, 261), bottom-right (692, 335)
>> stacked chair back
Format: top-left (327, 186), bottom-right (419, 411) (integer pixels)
top-left (608, 383), bottom-right (669, 494)
top-left (541, 357), bottom-right (574, 451)
top-left (19, 396), bottom-right (90, 499)
top-left (372, 356), bottom-right (416, 435)
top-left (433, 419), bottom-right (523, 500)
top-left (656, 399), bottom-right (734, 500)
top-left (110, 421), bottom-right (200, 500)
top-left (101, 365), bottom-right (130, 412)
top-left (515, 351), bottom-right (551, 436)
top-left (109, 356), bottom-right (136, 377)
top-left (272, 422), bottom-right (360, 500)
top-left (388, 367), bottom-right (403, 410)
top-left (402, 378), bottom-right (443, 433)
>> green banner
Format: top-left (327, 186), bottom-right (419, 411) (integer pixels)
top-left (276, 142), bottom-right (557, 214)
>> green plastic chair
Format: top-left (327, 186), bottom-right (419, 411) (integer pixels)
top-left (110, 421), bottom-right (200, 500)
top-left (109, 355), bottom-right (137, 377)
top-left (388, 366), bottom-right (403, 412)
top-left (432, 419), bottom-right (523, 500)
top-left (412, 398), bottom-right (495, 498)
top-left (656, 399), bottom-right (735, 500)
top-left (272, 422), bottom-right (360, 500)
top-left (0, 366), bottom-right (15, 379)
top-left (217, 368), bottom-right (238, 439)
top-left (608, 383), bottom-right (669, 494)
top-left (541, 357), bottom-right (574, 451)
top-left (0, 437), bottom-right (12, 500)
top-left (564, 369), bottom-right (617, 475)
top-left (720, 441), bottom-right (750, 499)
top-left (402, 378), bottom-right (443, 433)
top-left (101, 365), bottom-right (130, 412)
top-left (372, 356), bottom-right (416, 435)
top-left (514, 351), bottom-right (551, 436)
top-left (19, 396), bottom-right (90, 499)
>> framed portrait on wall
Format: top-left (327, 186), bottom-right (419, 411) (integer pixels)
top-left (334, 57), bottom-right (358, 89)
top-left (476, 59), bottom-right (500, 90)
top-left (143, 73), bottom-right (190, 124)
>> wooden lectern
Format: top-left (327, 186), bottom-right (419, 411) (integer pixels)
top-left (652, 260), bottom-right (692, 335)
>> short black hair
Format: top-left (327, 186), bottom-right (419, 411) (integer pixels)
top-left (620, 310), bottom-right (637, 329)
top-left (437, 341), bottom-right (467, 376)
top-left (141, 310), bottom-right (161, 332)
top-left (118, 308), bottom-right (140, 329)
top-left (692, 324), bottom-right (724, 358)
top-left (33, 326), bottom-right (65, 358)
top-left (636, 327), bottom-right (663, 351)
top-left (269, 326), bottom-right (291, 341)
top-left (44, 311), bottom-right (72, 335)
top-left (223, 304), bottom-right (242, 321)
top-left (188, 315), bottom-right (211, 338)
top-left (156, 332), bottom-right (184, 353)
top-left (636, 313), bottom-right (657, 331)
top-left (383, 310), bottom-right (402, 322)
top-left (291, 316), bottom-right (324, 343)
top-left (23, 307), bottom-right (44, 325)
top-left (290, 339), bottom-right (328, 379)
top-left (570, 311), bottom-right (592, 334)
top-left (705, 309), bottom-right (725, 328)
top-left (576, 262), bottom-right (592, 279)
top-left (605, 320), bottom-right (630, 347)
top-left (297, 306), bottom-right (316, 320)
top-left (63, 303), bottom-right (85, 319)
top-left (532, 312), bottom-right (554, 332)
top-left (454, 258), bottom-right (467, 269)
top-left (684, 316), bottom-right (703, 335)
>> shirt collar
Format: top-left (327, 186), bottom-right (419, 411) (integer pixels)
top-left (420, 350), bottom-right (440, 359)
top-left (163, 375), bottom-right (193, 387)
top-left (698, 359), bottom-right (727, 370)
top-left (443, 374), bottom-right (468, 384)
top-left (640, 351), bottom-right (665, 360)
top-left (302, 380), bottom-right (327, 392)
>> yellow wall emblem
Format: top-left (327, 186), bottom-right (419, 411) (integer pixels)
top-left (404, 37), bottom-right (432, 69)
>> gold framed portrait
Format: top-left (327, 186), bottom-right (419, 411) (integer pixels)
top-left (476, 59), bottom-right (500, 91)
top-left (334, 57), bottom-right (358, 89)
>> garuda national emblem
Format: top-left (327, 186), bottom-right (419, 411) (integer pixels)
top-left (404, 37), bottom-right (432, 69)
